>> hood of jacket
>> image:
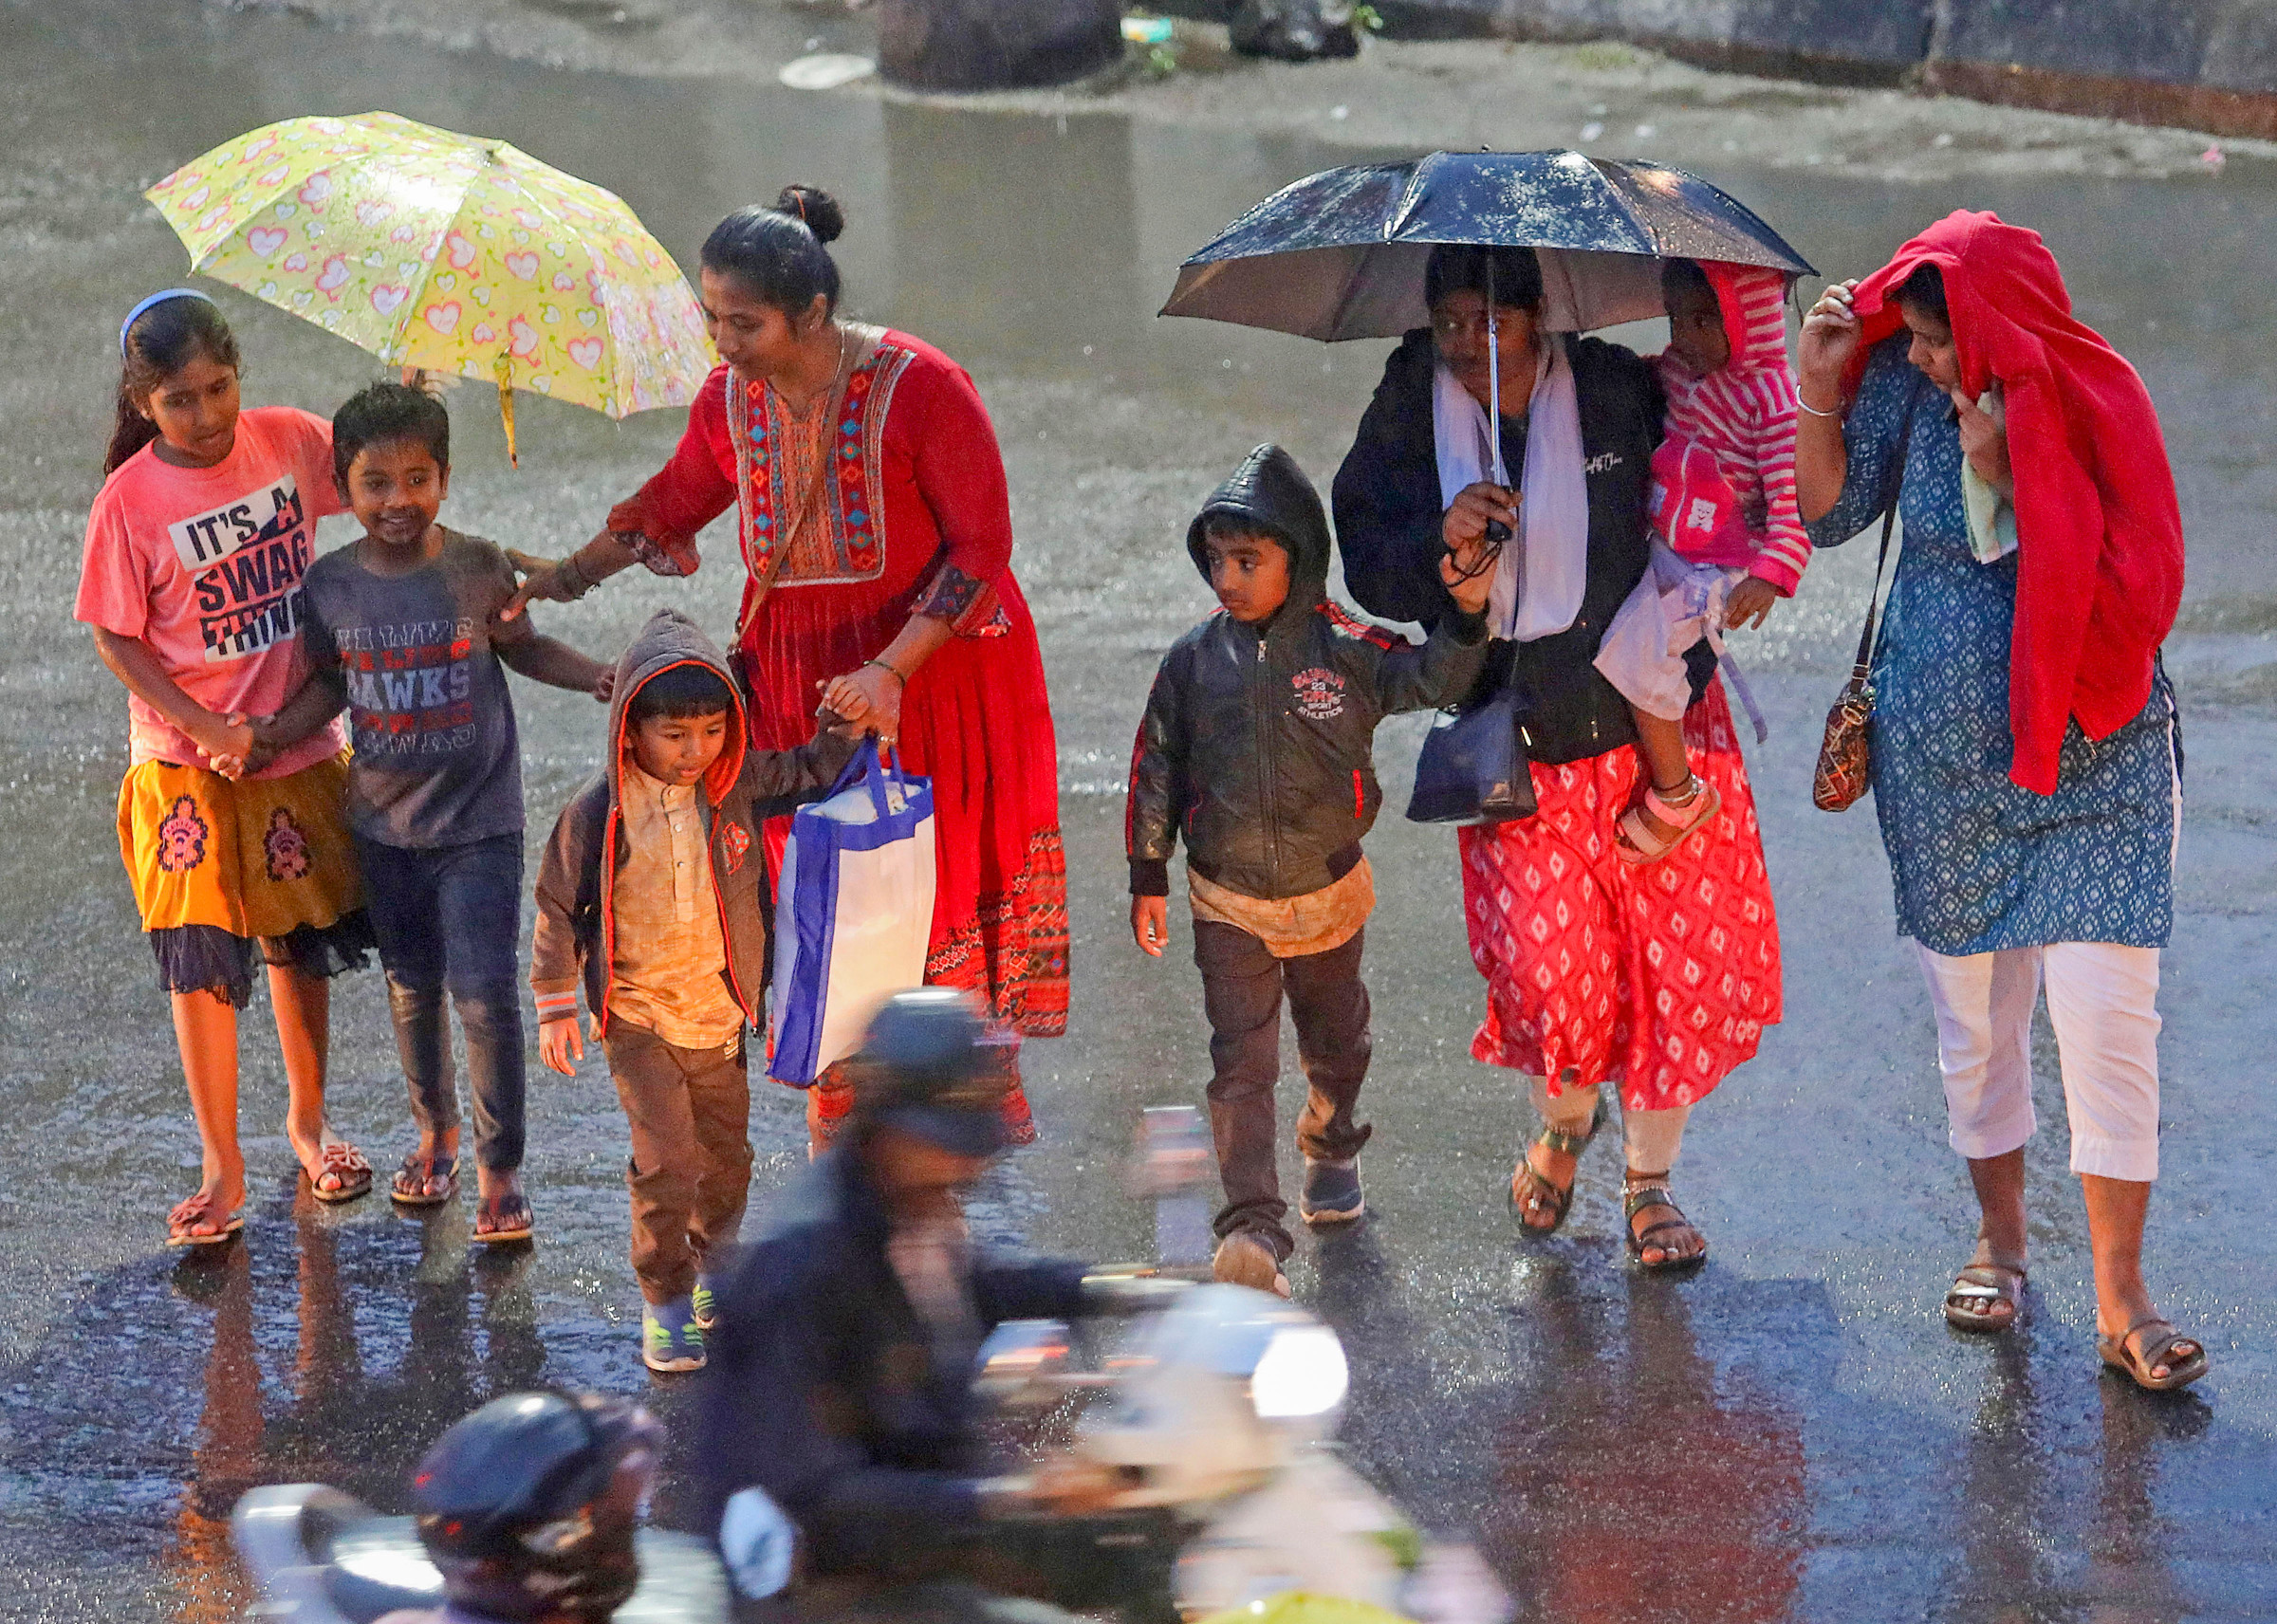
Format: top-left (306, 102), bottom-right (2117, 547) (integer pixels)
top-left (1666, 261), bottom-right (1794, 379)
top-left (1185, 444), bottom-right (1333, 632)
top-left (607, 608), bottom-right (749, 809)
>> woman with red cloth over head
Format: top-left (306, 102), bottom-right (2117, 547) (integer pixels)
top-left (503, 186), bottom-right (1065, 1152)
top-left (1797, 212), bottom-right (2199, 1390)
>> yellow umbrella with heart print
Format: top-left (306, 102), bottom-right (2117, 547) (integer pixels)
top-left (145, 112), bottom-right (715, 464)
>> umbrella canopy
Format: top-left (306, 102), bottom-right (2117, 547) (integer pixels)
top-left (1161, 149), bottom-right (1814, 340)
top-left (145, 113), bottom-right (715, 455)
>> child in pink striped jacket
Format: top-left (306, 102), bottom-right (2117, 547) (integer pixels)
top-left (1595, 257), bottom-right (1807, 863)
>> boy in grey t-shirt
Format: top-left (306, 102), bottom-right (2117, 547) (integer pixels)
top-left (250, 382), bottom-right (610, 1244)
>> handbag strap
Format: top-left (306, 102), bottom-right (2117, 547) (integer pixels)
top-left (1845, 372), bottom-right (1932, 683)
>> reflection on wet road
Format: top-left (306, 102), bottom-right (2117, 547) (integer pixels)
top-left (2, 1), bottom-right (2273, 1618)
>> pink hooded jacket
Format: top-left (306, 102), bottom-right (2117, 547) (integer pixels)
top-left (1654, 263), bottom-right (1809, 595)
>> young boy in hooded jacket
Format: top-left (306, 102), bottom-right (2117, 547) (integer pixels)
top-left (1126, 445), bottom-right (1493, 1295)
top-left (530, 607), bottom-right (856, 1373)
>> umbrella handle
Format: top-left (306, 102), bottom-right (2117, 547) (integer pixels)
top-left (492, 351), bottom-right (519, 470)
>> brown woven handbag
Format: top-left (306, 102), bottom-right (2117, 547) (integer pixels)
top-left (1813, 374), bottom-right (1926, 813)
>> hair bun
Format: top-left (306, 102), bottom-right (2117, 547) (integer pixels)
top-left (775, 184), bottom-right (845, 246)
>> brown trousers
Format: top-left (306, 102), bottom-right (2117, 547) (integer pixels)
top-left (603, 1021), bottom-right (753, 1304)
top-left (1194, 920), bottom-right (1373, 1263)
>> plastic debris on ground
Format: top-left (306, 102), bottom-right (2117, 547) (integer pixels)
top-left (780, 52), bottom-right (876, 90)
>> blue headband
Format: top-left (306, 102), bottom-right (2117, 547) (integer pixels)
top-left (119, 288), bottom-right (216, 358)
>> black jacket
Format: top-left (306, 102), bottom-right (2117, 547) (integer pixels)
top-left (1126, 444), bottom-right (1489, 901)
top-left (697, 1148), bottom-right (1088, 1578)
top-left (1331, 329), bottom-right (1711, 765)
top-left (529, 609), bottom-right (853, 1034)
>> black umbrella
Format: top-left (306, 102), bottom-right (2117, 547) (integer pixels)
top-left (1160, 149), bottom-right (1815, 342)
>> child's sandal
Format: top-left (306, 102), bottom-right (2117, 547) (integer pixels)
top-left (391, 1149), bottom-right (458, 1207)
top-left (474, 1190), bottom-right (534, 1246)
top-left (307, 1140), bottom-right (373, 1204)
top-left (1617, 777), bottom-right (1721, 866)
top-left (166, 1190), bottom-right (244, 1247)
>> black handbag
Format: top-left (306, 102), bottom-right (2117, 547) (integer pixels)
top-left (1405, 674), bottom-right (1537, 825)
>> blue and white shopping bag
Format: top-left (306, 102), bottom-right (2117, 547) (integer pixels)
top-left (768, 741), bottom-right (937, 1085)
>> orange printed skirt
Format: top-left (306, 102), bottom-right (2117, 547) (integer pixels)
top-left (117, 755), bottom-right (374, 1006)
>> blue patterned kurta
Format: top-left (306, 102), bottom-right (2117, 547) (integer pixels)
top-left (1806, 340), bottom-right (2176, 955)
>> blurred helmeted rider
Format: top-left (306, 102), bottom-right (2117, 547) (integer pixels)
top-left (699, 989), bottom-right (1166, 1613)
top-left (376, 1391), bottom-right (663, 1624)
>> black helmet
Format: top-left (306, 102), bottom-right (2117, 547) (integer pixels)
top-left (411, 1392), bottom-right (662, 1622)
top-left (848, 989), bottom-right (1008, 1156)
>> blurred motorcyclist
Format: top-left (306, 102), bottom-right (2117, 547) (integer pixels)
top-left (376, 1391), bottom-right (664, 1624)
top-left (699, 990), bottom-right (1162, 1616)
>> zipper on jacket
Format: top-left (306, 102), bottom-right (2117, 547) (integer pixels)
top-left (598, 805), bottom-right (621, 1035)
top-left (1251, 624), bottom-right (1278, 883)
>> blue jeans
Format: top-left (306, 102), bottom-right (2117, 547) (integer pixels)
top-left (355, 832), bottom-right (526, 1172)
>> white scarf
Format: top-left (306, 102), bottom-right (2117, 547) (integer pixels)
top-left (1432, 339), bottom-right (1589, 642)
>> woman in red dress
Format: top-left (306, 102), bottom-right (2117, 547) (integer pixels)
top-left (507, 186), bottom-right (1065, 1147)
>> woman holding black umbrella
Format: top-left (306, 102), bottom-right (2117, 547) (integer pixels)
top-left (1332, 244), bottom-right (1784, 1266)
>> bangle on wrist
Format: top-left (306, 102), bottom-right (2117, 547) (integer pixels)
top-left (556, 550), bottom-right (593, 600)
top-left (1797, 386), bottom-right (1842, 419)
top-left (861, 657), bottom-right (905, 686)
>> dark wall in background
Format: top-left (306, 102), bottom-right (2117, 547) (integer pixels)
top-left (1153, 0), bottom-right (2277, 138)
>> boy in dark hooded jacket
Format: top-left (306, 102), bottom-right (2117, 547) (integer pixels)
top-left (531, 608), bottom-right (856, 1373)
top-left (1126, 445), bottom-right (1492, 1293)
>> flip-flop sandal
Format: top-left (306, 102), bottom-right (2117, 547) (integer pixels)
top-left (1624, 1181), bottom-right (1708, 1271)
top-left (1510, 1099), bottom-right (1604, 1236)
top-left (1943, 1253), bottom-right (2027, 1332)
top-left (1616, 778), bottom-right (1722, 866)
top-left (307, 1140), bottom-right (374, 1204)
top-left (474, 1190), bottom-right (534, 1246)
top-left (166, 1190), bottom-right (245, 1248)
top-left (2098, 1316), bottom-right (2208, 1392)
top-left (391, 1149), bottom-right (459, 1208)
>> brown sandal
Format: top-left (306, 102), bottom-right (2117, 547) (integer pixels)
top-left (1623, 1180), bottom-right (1707, 1270)
top-left (2098, 1316), bottom-right (2208, 1392)
top-left (1510, 1100), bottom-right (1603, 1234)
top-left (1944, 1244), bottom-right (2027, 1332)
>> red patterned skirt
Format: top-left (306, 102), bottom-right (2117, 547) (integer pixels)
top-left (1457, 681), bottom-right (1781, 1112)
top-left (748, 571), bottom-right (1066, 1142)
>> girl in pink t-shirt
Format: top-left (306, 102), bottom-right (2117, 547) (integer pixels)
top-left (75, 290), bottom-right (377, 1246)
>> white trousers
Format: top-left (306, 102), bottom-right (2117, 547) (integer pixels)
top-left (1913, 940), bottom-right (2163, 1182)
top-left (1531, 1075), bottom-right (1691, 1176)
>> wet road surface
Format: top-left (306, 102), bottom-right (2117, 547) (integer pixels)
top-left (2, 3), bottom-right (2274, 1619)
